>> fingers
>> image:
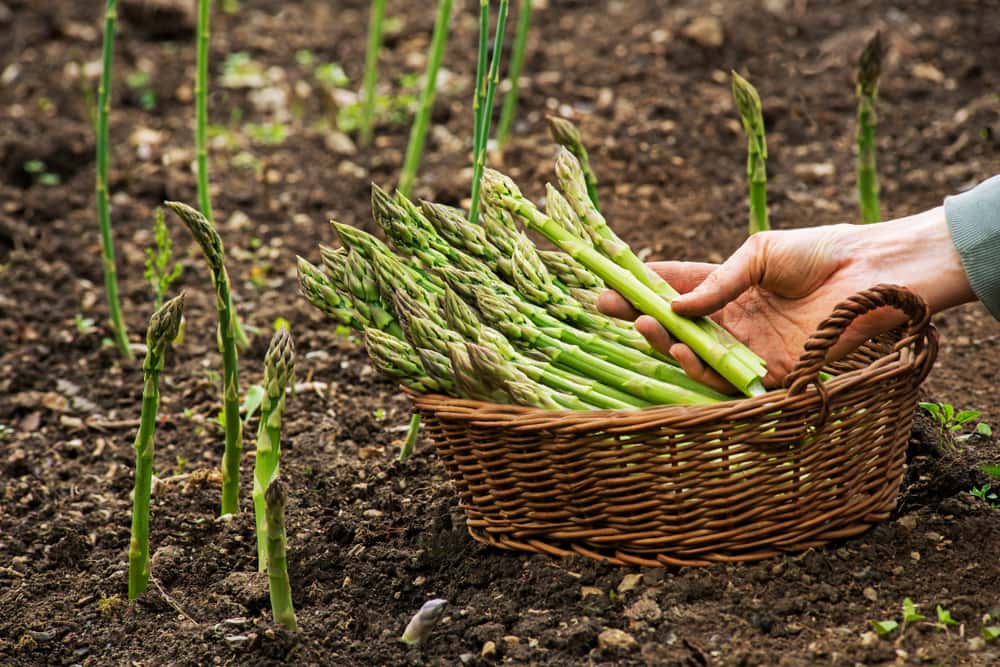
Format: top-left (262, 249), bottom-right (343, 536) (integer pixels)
top-left (671, 234), bottom-right (767, 317)
top-left (635, 316), bottom-right (736, 394)
top-left (596, 289), bottom-right (640, 320)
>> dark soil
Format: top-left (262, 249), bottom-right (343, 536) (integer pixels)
top-left (2, 0), bottom-right (1000, 665)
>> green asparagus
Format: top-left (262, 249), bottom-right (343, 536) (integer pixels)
top-left (731, 71), bottom-right (769, 234)
top-left (264, 479), bottom-right (297, 631)
top-left (856, 31), bottom-right (882, 224)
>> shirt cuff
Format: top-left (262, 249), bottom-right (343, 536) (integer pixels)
top-left (944, 175), bottom-right (1000, 320)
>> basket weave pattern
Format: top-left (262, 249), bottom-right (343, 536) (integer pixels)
top-left (411, 285), bottom-right (938, 567)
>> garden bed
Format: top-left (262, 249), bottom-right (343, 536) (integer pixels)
top-left (2, 0), bottom-right (999, 664)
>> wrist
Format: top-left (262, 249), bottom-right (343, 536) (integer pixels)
top-left (860, 206), bottom-right (976, 314)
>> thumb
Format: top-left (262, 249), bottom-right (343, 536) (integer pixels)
top-left (671, 235), bottom-right (767, 316)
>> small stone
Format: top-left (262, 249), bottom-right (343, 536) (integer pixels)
top-left (324, 131), bottom-right (357, 156)
top-left (502, 635), bottom-right (520, 646)
top-left (224, 634), bottom-right (251, 647)
top-left (363, 509), bottom-right (384, 518)
top-left (860, 631), bottom-right (879, 647)
top-left (580, 586), bottom-right (603, 598)
top-left (863, 587), bottom-right (878, 602)
top-left (897, 514), bottom-right (918, 530)
top-left (598, 628), bottom-right (637, 651)
top-left (625, 596), bottom-right (662, 623)
top-left (617, 573), bottom-right (643, 594)
top-left (912, 63), bottom-right (945, 83)
top-left (968, 637), bottom-right (986, 651)
top-left (924, 531), bottom-right (943, 542)
top-left (910, 551), bottom-right (921, 561)
top-left (481, 640), bottom-right (497, 657)
top-left (682, 16), bottom-right (724, 48)
top-left (459, 653), bottom-right (475, 664)
top-left (792, 162), bottom-right (835, 180)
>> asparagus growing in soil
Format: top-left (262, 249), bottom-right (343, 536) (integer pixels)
top-left (398, 0), bottom-right (453, 195)
top-left (731, 71), bottom-right (769, 234)
top-left (360, 0), bottom-right (387, 146)
top-left (468, 0), bottom-right (510, 222)
top-left (264, 479), bottom-right (297, 631)
top-left (398, 413), bottom-right (421, 462)
top-left (166, 201), bottom-right (243, 515)
top-left (253, 325), bottom-right (295, 572)
top-left (482, 169), bottom-right (767, 396)
top-left (547, 116), bottom-right (600, 210)
top-left (856, 31), bottom-right (883, 224)
top-left (128, 293), bottom-right (185, 600)
top-left (401, 599), bottom-right (447, 645)
top-left (96, 0), bottom-right (132, 360)
top-left (495, 0), bottom-right (532, 149)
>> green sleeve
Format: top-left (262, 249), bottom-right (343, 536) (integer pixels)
top-left (944, 175), bottom-right (1000, 320)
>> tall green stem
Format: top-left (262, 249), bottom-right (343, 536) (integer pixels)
top-left (128, 294), bottom-right (184, 600)
top-left (360, 0), bottom-right (387, 146)
top-left (471, 1), bottom-right (489, 184)
top-left (495, 0), bottom-right (531, 149)
top-left (398, 0), bottom-right (453, 196)
top-left (731, 72), bottom-right (769, 234)
top-left (166, 202), bottom-right (243, 515)
top-left (196, 0), bottom-right (213, 224)
top-left (468, 0), bottom-right (509, 222)
top-left (857, 31), bottom-right (882, 224)
top-left (253, 326), bottom-right (294, 572)
top-left (96, 0), bottom-right (133, 361)
top-left (265, 480), bottom-right (298, 631)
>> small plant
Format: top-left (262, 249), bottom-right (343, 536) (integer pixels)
top-left (547, 117), bottom-right (599, 210)
top-left (167, 202), bottom-right (243, 516)
top-left (97, 592), bottom-right (124, 615)
top-left (126, 70), bottom-right (156, 110)
top-left (144, 207), bottom-right (183, 308)
top-left (919, 402), bottom-right (991, 448)
top-left (870, 598), bottom-right (963, 638)
top-left (983, 626), bottom-right (1000, 642)
top-left (495, 0), bottom-right (532, 150)
top-left (264, 478), bottom-right (297, 631)
top-left (970, 483), bottom-right (998, 508)
top-left (468, 0), bottom-right (510, 222)
top-left (74, 314), bottom-right (97, 335)
top-left (856, 31), bottom-right (883, 223)
top-left (24, 159), bottom-right (61, 186)
top-left (372, 407), bottom-right (386, 421)
top-left (397, 0), bottom-right (454, 196)
top-left (731, 71), bottom-right (769, 234)
top-left (360, 0), bottom-right (387, 146)
top-left (128, 293), bottom-right (185, 600)
top-left (253, 325), bottom-right (295, 571)
top-left (96, 0), bottom-right (132, 360)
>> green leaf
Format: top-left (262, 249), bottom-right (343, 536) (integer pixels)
top-left (936, 606), bottom-right (959, 626)
top-left (942, 403), bottom-right (955, 423)
top-left (241, 384), bottom-right (266, 426)
top-left (981, 463), bottom-right (1000, 479)
top-left (977, 422), bottom-right (993, 437)
top-left (918, 402), bottom-right (942, 421)
top-left (955, 410), bottom-right (981, 425)
top-left (870, 619), bottom-right (898, 636)
top-left (902, 598), bottom-right (925, 623)
top-left (982, 626), bottom-right (1000, 641)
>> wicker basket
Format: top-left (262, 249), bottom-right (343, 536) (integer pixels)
top-left (410, 284), bottom-right (938, 567)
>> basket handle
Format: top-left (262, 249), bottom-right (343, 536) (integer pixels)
top-left (783, 283), bottom-right (931, 397)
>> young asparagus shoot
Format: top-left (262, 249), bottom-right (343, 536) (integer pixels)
top-left (398, 0), bottom-right (454, 195)
top-left (481, 168), bottom-right (766, 396)
top-left (468, 0), bottom-right (510, 222)
top-left (360, 0), bottom-right (387, 146)
top-left (495, 0), bottom-right (532, 149)
top-left (166, 201), bottom-right (243, 515)
top-left (144, 207), bottom-right (183, 308)
top-left (128, 293), bottom-right (185, 600)
top-left (856, 31), bottom-right (883, 224)
top-left (399, 413), bottom-right (421, 462)
top-left (547, 116), bottom-right (599, 210)
top-left (264, 479), bottom-right (298, 631)
top-left (96, 0), bottom-right (133, 360)
top-left (731, 71), bottom-right (769, 234)
top-left (253, 325), bottom-right (295, 572)
top-left (401, 598), bottom-right (448, 645)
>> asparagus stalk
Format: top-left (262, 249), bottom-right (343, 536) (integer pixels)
top-left (360, 0), bottom-right (387, 147)
top-left (96, 0), bottom-right (133, 360)
top-left (166, 201), bottom-right (243, 514)
top-left (398, 413), bottom-right (421, 462)
top-left (398, 0), bottom-right (453, 196)
top-left (264, 479), bottom-right (297, 631)
top-left (128, 293), bottom-right (185, 600)
top-left (731, 72), bottom-right (769, 234)
top-left (856, 31), bottom-right (883, 224)
top-left (253, 325), bottom-right (295, 573)
top-left (495, 0), bottom-right (532, 149)
top-left (547, 116), bottom-right (599, 210)
top-left (471, 0), bottom-right (489, 197)
top-left (481, 169), bottom-right (767, 396)
top-left (469, 0), bottom-right (510, 222)
top-left (195, 0), bottom-right (213, 224)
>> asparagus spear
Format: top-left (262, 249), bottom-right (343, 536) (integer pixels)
top-left (731, 72), bottom-right (769, 234)
top-left (166, 201), bottom-right (244, 514)
top-left (469, 0), bottom-right (510, 222)
top-left (547, 116), bottom-right (600, 210)
top-left (481, 169), bottom-right (767, 396)
top-left (359, 0), bottom-right (387, 146)
top-left (96, 0), bottom-right (133, 360)
top-left (495, 0), bottom-right (532, 149)
top-left (856, 31), bottom-right (883, 224)
top-left (398, 413), bottom-right (422, 462)
top-left (253, 325), bottom-right (295, 573)
top-left (128, 293), bottom-right (185, 600)
top-left (264, 479), bottom-right (297, 631)
top-left (363, 327), bottom-right (456, 395)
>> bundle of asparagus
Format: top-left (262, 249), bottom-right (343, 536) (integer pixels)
top-left (299, 151), bottom-right (767, 410)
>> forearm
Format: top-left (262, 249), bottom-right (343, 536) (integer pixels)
top-left (944, 175), bottom-right (1000, 319)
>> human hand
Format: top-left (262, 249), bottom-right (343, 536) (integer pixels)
top-left (598, 207), bottom-right (974, 392)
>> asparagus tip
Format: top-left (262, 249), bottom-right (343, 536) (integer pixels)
top-left (546, 115), bottom-right (582, 147)
top-left (857, 30), bottom-right (883, 96)
top-left (147, 292), bottom-right (186, 353)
